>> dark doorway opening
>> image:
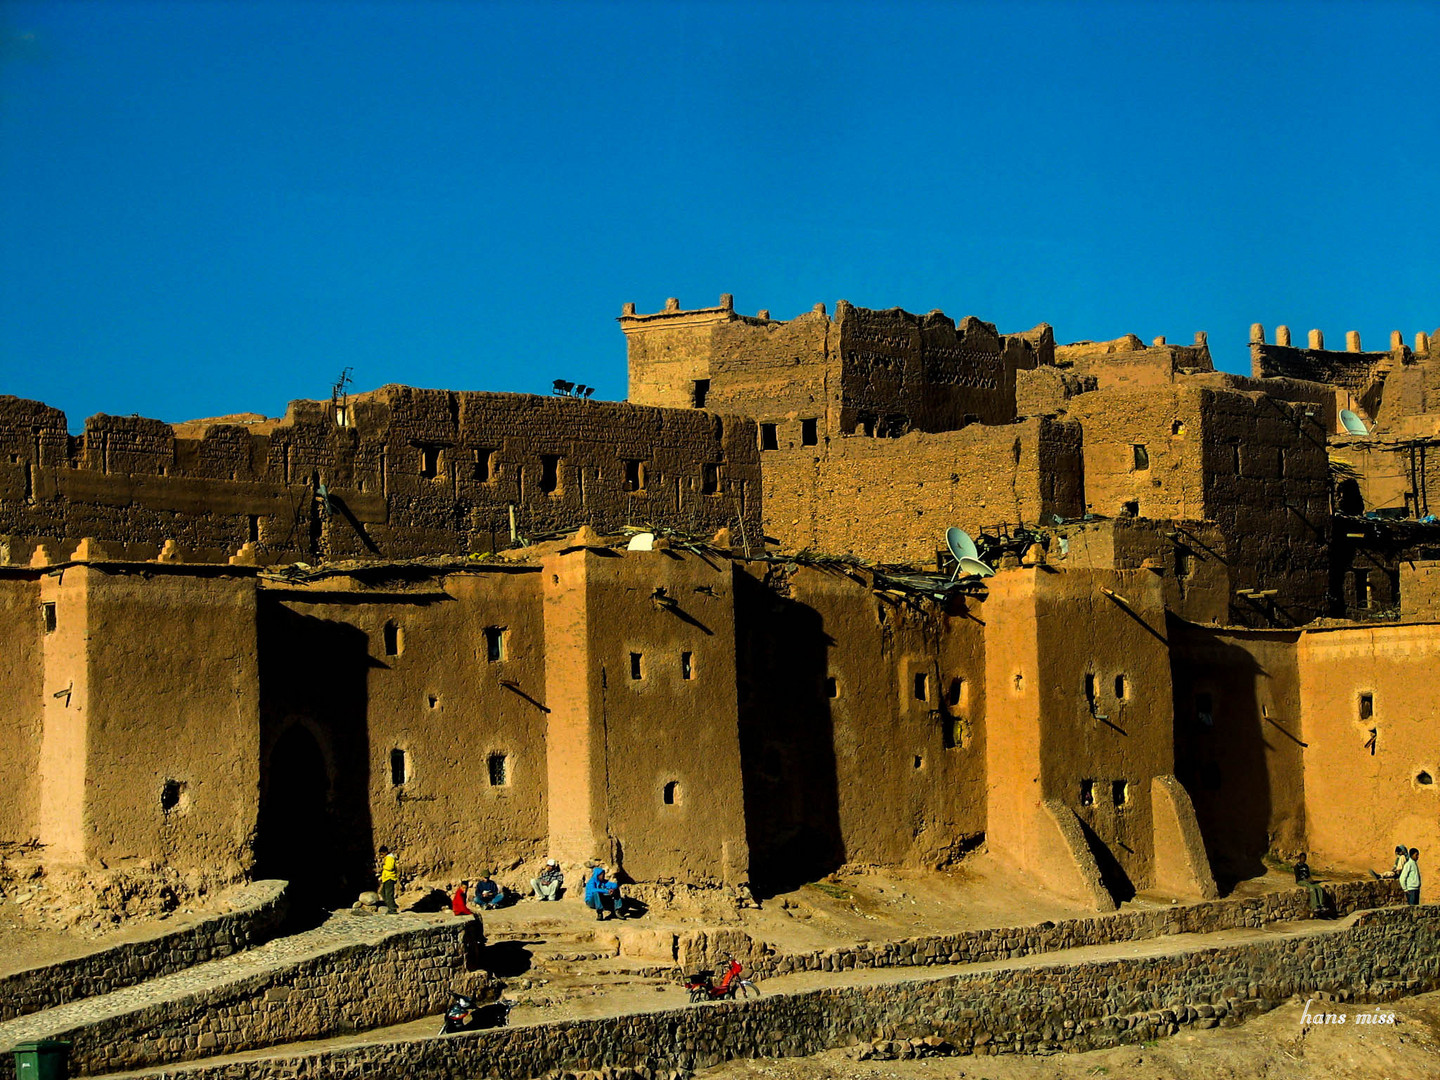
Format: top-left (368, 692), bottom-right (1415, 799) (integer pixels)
top-left (255, 723), bottom-right (337, 912)
top-left (257, 601), bottom-right (377, 918)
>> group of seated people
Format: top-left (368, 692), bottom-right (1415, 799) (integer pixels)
top-left (450, 859), bottom-right (630, 920)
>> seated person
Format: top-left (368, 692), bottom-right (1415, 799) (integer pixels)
top-left (451, 880), bottom-right (481, 917)
top-left (531, 858), bottom-right (564, 901)
top-left (1294, 853), bottom-right (1327, 916)
top-left (472, 872), bottom-right (506, 909)
top-left (584, 865), bottom-right (621, 921)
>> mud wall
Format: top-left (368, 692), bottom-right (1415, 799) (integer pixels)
top-left (985, 569), bottom-right (1175, 898)
top-left (1069, 385), bottom-right (1330, 626)
top-left (0, 388), bottom-right (762, 566)
top-left (1167, 623), bottom-right (1307, 881)
top-left (0, 576), bottom-right (43, 843)
top-left (1299, 622), bottom-right (1440, 872)
top-left (581, 549), bottom-right (748, 885)
top-left (77, 568), bottom-right (261, 876)
top-left (256, 566), bottom-right (550, 896)
top-left (1054, 339), bottom-right (1212, 393)
top-left (762, 417), bottom-right (1084, 566)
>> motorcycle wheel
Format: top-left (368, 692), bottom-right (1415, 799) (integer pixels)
top-left (688, 988), bottom-right (706, 1003)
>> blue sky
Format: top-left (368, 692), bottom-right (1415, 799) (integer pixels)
top-left (2, 0), bottom-right (1437, 429)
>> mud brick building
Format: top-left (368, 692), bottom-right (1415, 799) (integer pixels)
top-left (1, 296), bottom-right (1438, 915)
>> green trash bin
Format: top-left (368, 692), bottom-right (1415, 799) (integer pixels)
top-left (12, 1040), bottom-right (70, 1080)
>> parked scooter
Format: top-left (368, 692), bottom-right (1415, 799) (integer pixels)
top-left (685, 957), bottom-right (759, 1003)
top-left (440, 994), bottom-right (513, 1034)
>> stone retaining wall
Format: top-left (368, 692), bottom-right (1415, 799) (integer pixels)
top-left (112, 904), bottom-right (1440, 1080)
top-left (0, 918), bottom-right (485, 1079)
top-left (678, 878), bottom-right (1400, 978)
top-left (0, 880), bottom-right (288, 1023)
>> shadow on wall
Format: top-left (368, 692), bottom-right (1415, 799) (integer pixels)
top-left (734, 570), bottom-right (844, 896)
top-left (1076, 815), bottom-right (1137, 905)
top-left (256, 601), bottom-right (378, 912)
top-left (1168, 622), bottom-right (1277, 891)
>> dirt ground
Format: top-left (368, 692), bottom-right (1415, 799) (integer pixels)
top-left (698, 990), bottom-right (1440, 1080)
top-left (0, 850), bottom-right (1327, 986)
top-left (0, 856), bottom-right (256, 979)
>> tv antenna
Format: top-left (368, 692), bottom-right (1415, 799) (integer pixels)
top-left (331, 367), bottom-right (353, 404)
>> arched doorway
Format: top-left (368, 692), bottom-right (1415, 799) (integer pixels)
top-left (255, 723), bottom-right (339, 909)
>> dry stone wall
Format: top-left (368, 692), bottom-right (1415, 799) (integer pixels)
top-left (0, 880), bottom-right (287, 1023)
top-left (102, 903), bottom-right (1438, 1080)
top-left (676, 878), bottom-right (1399, 978)
top-left (0, 916), bottom-right (482, 1079)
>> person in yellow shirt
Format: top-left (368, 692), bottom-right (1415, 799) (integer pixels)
top-left (378, 845), bottom-right (399, 914)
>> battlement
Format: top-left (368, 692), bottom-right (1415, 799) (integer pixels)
top-left (623, 294), bottom-right (1051, 436)
top-left (0, 385), bottom-right (762, 566)
top-left (1053, 331), bottom-right (1213, 391)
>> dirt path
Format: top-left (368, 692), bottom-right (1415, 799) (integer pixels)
top-left (698, 990), bottom-right (1440, 1080)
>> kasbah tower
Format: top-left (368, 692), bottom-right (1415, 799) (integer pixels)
top-left (2, 297), bottom-right (1439, 1059)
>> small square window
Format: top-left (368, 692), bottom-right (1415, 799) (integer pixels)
top-left (1114, 673), bottom-right (1128, 699)
top-left (1112, 779), bottom-right (1129, 806)
top-left (681, 652), bottom-right (694, 680)
top-left (947, 678), bottom-right (964, 708)
top-left (1175, 548), bottom-right (1192, 578)
top-left (1121, 500), bottom-right (1139, 516)
top-left (692, 379), bottom-right (710, 408)
top-left (420, 446), bottom-right (440, 479)
top-left (630, 652), bottom-right (643, 680)
top-left (759, 424), bottom-right (778, 451)
top-left (1132, 444), bottom-right (1149, 470)
top-left (826, 676), bottom-right (839, 698)
top-left (383, 621), bottom-right (402, 657)
top-left (801, 418), bottom-right (818, 446)
top-left (474, 449), bottom-right (497, 483)
top-left (701, 462), bottom-right (720, 496)
top-left (663, 780), bottom-right (680, 805)
top-left (41, 602), bottom-right (56, 634)
top-left (623, 459), bottom-right (647, 492)
top-left (540, 454), bottom-right (561, 494)
top-left (1359, 692), bottom-right (1374, 721)
top-left (913, 672), bottom-right (929, 701)
top-left (484, 627), bottom-right (506, 662)
top-left (390, 748), bottom-right (408, 787)
top-left (488, 753), bottom-right (508, 787)
top-left (1079, 779), bottom-right (1095, 806)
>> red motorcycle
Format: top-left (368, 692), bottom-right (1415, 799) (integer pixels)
top-left (685, 957), bottom-right (759, 1003)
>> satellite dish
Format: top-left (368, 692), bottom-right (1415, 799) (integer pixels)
top-left (959, 556), bottom-right (995, 578)
top-left (626, 532), bottom-right (655, 552)
top-left (945, 527), bottom-right (979, 563)
top-left (1339, 409), bottom-right (1370, 436)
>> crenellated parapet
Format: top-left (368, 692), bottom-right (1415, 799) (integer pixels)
top-left (0, 386), bottom-right (762, 567)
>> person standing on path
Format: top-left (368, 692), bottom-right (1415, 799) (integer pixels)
top-left (1400, 848), bottom-right (1421, 905)
top-left (378, 845), bottom-right (399, 914)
